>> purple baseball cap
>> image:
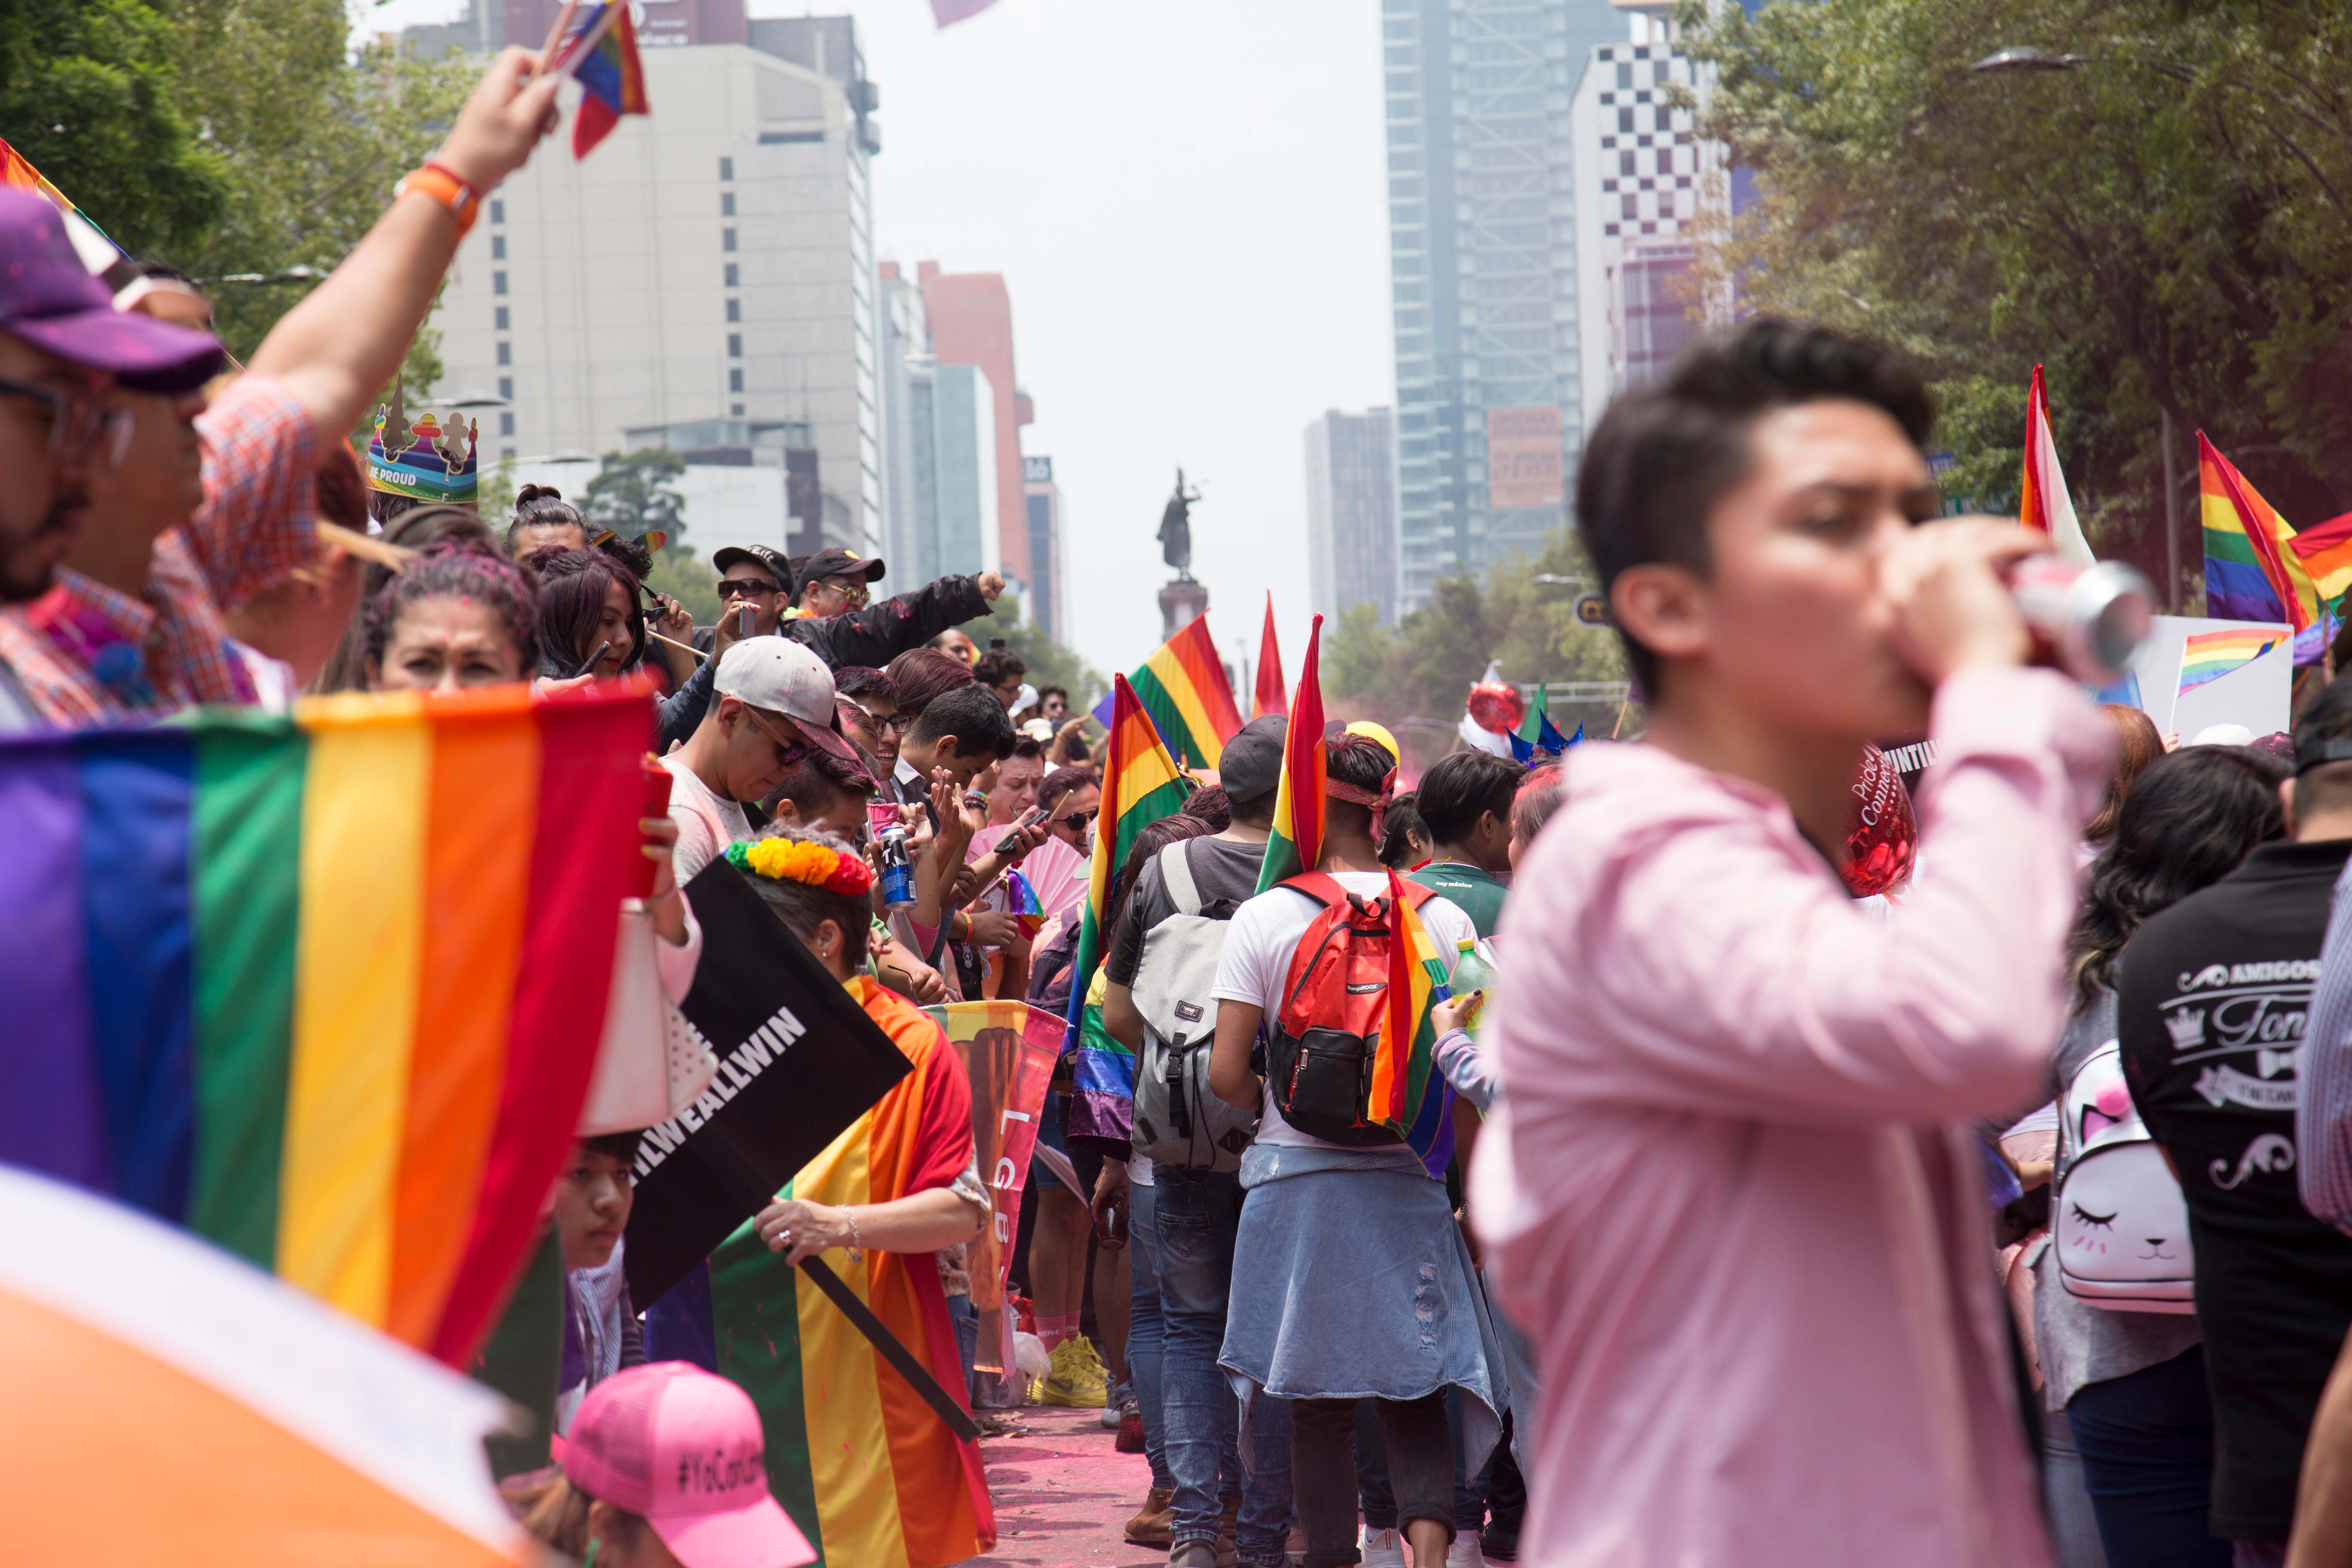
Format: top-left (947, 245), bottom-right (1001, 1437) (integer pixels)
top-left (0, 190), bottom-right (223, 392)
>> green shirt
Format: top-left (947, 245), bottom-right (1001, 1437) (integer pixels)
top-left (1406, 860), bottom-right (1509, 939)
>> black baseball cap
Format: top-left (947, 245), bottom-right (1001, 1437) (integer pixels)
top-left (710, 545), bottom-right (789, 589)
top-left (799, 546), bottom-right (885, 585)
top-left (1220, 714), bottom-right (1287, 802)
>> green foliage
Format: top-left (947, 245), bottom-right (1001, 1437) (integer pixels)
top-left (583, 449), bottom-right (691, 554)
top-left (1682, 0), bottom-right (2352, 607)
top-left (0, 0), bottom-right (228, 260)
top-left (987, 591), bottom-right (1104, 707)
top-left (647, 552), bottom-right (721, 625)
top-left (475, 455), bottom-right (516, 524)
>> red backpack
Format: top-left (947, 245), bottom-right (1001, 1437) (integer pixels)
top-left (1265, 873), bottom-right (1436, 1146)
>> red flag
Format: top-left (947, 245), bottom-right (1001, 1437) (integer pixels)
top-left (1255, 592), bottom-right (1286, 719)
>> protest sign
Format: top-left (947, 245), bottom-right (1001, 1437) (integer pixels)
top-left (623, 861), bottom-right (910, 1307)
top-left (928, 1002), bottom-right (1060, 1372)
top-left (2122, 613), bottom-right (2293, 741)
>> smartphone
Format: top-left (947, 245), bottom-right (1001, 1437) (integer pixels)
top-left (1014, 804), bottom-right (1049, 833)
top-left (737, 604), bottom-right (753, 637)
top-left (637, 758), bottom-right (674, 898)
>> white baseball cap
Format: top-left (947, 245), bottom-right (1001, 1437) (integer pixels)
top-left (714, 637), bottom-right (870, 779)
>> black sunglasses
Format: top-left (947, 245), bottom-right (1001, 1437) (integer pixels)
top-left (716, 578), bottom-right (778, 600)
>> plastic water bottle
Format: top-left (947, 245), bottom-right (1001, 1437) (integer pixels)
top-left (877, 827), bottom-right (916, 910)
top-left (1451, 937), bottom-right (1497, 1030)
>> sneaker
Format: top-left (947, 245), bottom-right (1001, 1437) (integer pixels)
top-left (1036, 1335), bottom-right (1110, 1408)
top-left (1445, 1537), bottom-right (1488, 1568)
top-left (1360, 1526), bottom-right (1408, 1568)
top-left (1126, 1488), bottom-right (1173, 1547)
top-left (1103, 1378), bottom-right (1130, 1429)
top-left (1478, 1523), bottom-right (1519, 1562)
top-left (1285, 1525), bottom-right (1306, 1567)
top-left (1116, 1403), bottom-right (1146, 1452)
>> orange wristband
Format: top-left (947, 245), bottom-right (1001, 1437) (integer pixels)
top-left (394, 162), bottom-right (481, 239)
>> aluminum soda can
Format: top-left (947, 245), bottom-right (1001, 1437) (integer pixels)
top-left (877, 827), bottom-right (916, 909)
top-left (2008, 557), bottom-right (2155, 684)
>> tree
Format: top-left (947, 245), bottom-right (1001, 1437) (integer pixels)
top-left (582, 449), bottom-right (691, 553)
top-left (647, 553), bottom-right (721, 625)
top-left (0, 0), bottom-right (228, 261)
top-left (1681, 0), bottom-right (2352, 607)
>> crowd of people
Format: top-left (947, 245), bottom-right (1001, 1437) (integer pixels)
top-left (16, 36), bottom-right (2352, 1568)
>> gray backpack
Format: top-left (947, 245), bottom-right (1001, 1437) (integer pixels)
top-left (1130, 841), bottom-right (1259, 1173)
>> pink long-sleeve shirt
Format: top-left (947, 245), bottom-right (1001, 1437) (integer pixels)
top-left (1471, 667), bottom-right (2110, 1568)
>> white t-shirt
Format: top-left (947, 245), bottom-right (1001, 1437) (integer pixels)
top-left (1211, 870), bottom-right (1475, 1152)
top-left (662, 754), bottom-right (751, 884)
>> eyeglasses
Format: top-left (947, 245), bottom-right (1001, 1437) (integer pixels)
top-left (0, 379), bottom-right (132, 469)
top-left (741, 708), bottom-right (813, 769)
top-left (716, 578), bottom-right (778, 600)
top-left (812, 577), bottom-right (870, 608)
top-left (1056, 807), bottom-right (1098, 830)
top-left (839, 697), bottom-right (912, 735)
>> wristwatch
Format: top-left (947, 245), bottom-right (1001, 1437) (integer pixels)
top-left (394, 162), bottom-right (482, 239)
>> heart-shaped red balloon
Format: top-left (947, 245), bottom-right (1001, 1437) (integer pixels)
top-left (1842, 744), bottom-right (1918, 898)
top-left (1466, 681), bottom-right (1526, 737)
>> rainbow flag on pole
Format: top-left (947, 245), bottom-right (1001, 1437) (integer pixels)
top-left (562, 0), bottom-right (650, 158)
top-left (2202, 433), bottom-right (2317, 631)
top-left (1091, 615), bottom-right (1244, 771)
top-left (2291, 511), bottom-right (2352, 611)
top-left (0, 687), bottom-right (651, 1365)
top-left (1372, 870), bottom-right (1454, 1148)
top-left (1255, 612), bottom-right (1327, 893)
top-left (2020, 365), bottom-right (2095, 566)
top-left (2180, 627), bottom-right (2287, 695)
top-left (1063, 674), bottom-right (1194, 1134)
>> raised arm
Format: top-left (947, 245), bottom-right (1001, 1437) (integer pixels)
top-left (248, 49), bottom-right (562, 442)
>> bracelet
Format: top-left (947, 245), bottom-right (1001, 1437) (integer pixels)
top-left (394, 161), bottom-right (482, 239)
top-left (839, 1204), bottom-right (864, 1263)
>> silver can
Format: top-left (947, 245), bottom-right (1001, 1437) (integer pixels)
top-left (2008, 557), bottom-right (2156, 684)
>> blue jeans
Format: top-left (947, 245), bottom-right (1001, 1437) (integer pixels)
top-left (1157, 1167), bottom-right (1294, 1564)
top-left (2066, 1346), bottom-right (2230, 1568)
top-left (1129, 1180), bottom-right (1174, 1491)
top-left (947, 1294), bottom-right (979, 1400)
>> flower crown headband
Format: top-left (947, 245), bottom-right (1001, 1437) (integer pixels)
top-left (726, 836), bottom-right (875, 897)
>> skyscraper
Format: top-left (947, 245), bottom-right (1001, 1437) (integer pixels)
top-left (1302, 409), bottom-right (1400, 628)
top-left (1022, 456), bottom-right (1065, 641)
top-left (917, 264), bottom-right (1034, 600)
top-left (1381, 0), bottom-right (1626, 614)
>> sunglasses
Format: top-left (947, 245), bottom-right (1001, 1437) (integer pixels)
top-left (716, 578), bottom-right (778, 600)
top-left (812, 577), bottom-right (870, 608)
top-left (0, 379), bottom-right (133, 469)
top-left (742, 708), bottom-right (813, 768)
top-left (1055, 807), bottom-right (1098, 830)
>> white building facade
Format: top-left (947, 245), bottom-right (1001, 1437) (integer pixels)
top-left (1303, 409), bottom-right (1401, 628)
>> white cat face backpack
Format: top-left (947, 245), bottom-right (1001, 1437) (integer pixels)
top-left (2054, 1041), bottom-right (2196, 1313)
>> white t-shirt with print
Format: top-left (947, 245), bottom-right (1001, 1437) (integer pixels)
top-left (1211, 870), bottom-right (1475, 1152)
top-left (662, 754), bottom-right (751, 884)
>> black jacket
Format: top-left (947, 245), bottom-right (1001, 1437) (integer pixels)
top-left (782, 573), bottom-right (992, 671)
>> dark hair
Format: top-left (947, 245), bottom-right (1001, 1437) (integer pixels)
top-left (834, 665), bottom-right (895, 703)
top-left (1576, 319), bottom-right (1935, 689)
top-left (2085, 704), bottom-right (2165, 845)
top-left (316, 444), bottom-right (368, 530)
top-left (886, 647), bottom-right (978, 721)
top-left (1109, 812), bottom-right (1213, 948)
top-left (367, 490), bottom-right (420, 528)
top-left (508, 484), bottom-right (587, 552)
top-left (580, 1129), bottom-right (642, 1166)
top-left (975, 649), bottom-right (1027, 689)
top-left (1180, 783), bottom-right (1231, 831)
top-left (1006, 736), bottom-right (1045, 764)
top-left (315, 502), bottom-right (503, 692)
top-left (2294, 676), bottom-right (2352, 818)
top-left (1038, 683), bottom-right (1068, 704)
top-left (1416, 751), bottom-right (1526, 846)
top-left (528, 547), bottom-right (647, 677)
top-left (1511, 765), bottom-right (1565, 850)
top-left (735, 828), bottom-right (874, 967)
top-left (1324, 733), bottom-right (1396, 836)
top-left (1378, 795), bottom-right (1430, 869)
top-left (1040, 765), bottom-right (1100, 816)
top-left (2068, 746), bottom-right (2290, 1008)
top-left (761, 748), bottom-right (878, 823)
top-left (362, 543), bottom-right (541, 680)
top-left (908, 682), bottom-right (1017, 761)
top-left (596, 531), bottom-right (655, 584)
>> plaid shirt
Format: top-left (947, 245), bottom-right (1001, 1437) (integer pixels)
top-left (0, 374), bottom-right (315, 727)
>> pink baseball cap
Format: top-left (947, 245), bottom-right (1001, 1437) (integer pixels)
top-left (564, 1363), bottom-right (815, 1568)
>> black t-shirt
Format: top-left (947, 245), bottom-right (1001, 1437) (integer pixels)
top-left (1103, 835), bottom-right (1267, 988)
top-left (2117, 837), bottom-right (2352, 1540)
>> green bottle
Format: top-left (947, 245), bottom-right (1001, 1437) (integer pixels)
top-left (1451, 936), bottom-right (1496, 1030)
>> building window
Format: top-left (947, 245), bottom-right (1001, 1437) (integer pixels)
top-left (1617, 108), bottom-right (1633, 133)
top-left (493, 271), bottom-right (507, 295)
top-left (1605, 224), bottom-right (1620, 236)
top-left (491, 234), bottom-right (505, 260)
top-left (729, 368), bottom-right (744, 393)
top-left (490, 199), bottom-right (504, 224)
top-left (1657, 107), bottom-right (1673, 132)
top-left (721, 191), bottom-right (735, 216)
top-left (722, 229), bottom-right (736, 251)
top-left (496, 340), bottom-right (510, 366)
top-left (502, 445), bottom-right (516, 460)
top-left (731, 402), bottom-right (744, 416)
top-left (1622, 194), bottom-right (1637, 219)
top-left (727, 334), bottom-right (742, 358)
top-left (724, 263), bottom-right (739, 287)
top-left (499, 411), bottom-right (515, 436)
top-left (726, 298), bottom-right (740, 322)
top-left (1602, 180), bottom-right (1617, 193)
top-left (494, 306), bottom-right (509, 331)
top-left (757, 130), bottom-right (823, 145)
top-left (498, 377), bottom-right (513, 400)
top-left (1615, 62), bottom-right (1632, 88)
top-left (719, 155), bottom-right (733, 181)
top-left (1620, 150), bottom-right (1635, 176)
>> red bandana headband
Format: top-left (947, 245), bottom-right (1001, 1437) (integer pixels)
top-left (1327, 766), bottom-right (1400, 843)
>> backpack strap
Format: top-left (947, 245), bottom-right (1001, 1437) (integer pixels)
top-left (1393, 877), bottom-right (1438, 910)
top-left (1160, 840), bottom-right (1203, 917)
top-left (1281, 871), bottom-right (1351, 909)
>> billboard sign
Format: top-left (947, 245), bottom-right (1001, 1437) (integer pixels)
top-left (1487, 406), bottom-right (1564, 511)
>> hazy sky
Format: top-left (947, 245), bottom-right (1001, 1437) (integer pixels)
top-left (359, 0), bottom-right (1394, 682)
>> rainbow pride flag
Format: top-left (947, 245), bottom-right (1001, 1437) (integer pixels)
top-left (2291, 511), bottom-right (2352, 609)
top-left (1255, 612), bottom-right (1327, 893)
top-left (0, 687), bottom-right (651, 1365)
top-left (1004, 867), bottom-right (1045, 940)
top-left (564, 0), bottom-right (649, 158)
top-left (2202, 433), bottom-right (2317, 631)
top-left (2180, 627), bottom-right (2286, 695)
top-left (1097, 615), bottom-right (1243, 771)
top-left (1373, 872), bottom-right (1457, 1175)
top-left (1064, 674), bottom-right (1194, 1137)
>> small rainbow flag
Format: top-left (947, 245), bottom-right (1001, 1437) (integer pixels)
top-left (2291, 511), bottom-right (2352, 609)
top-left (1255, 612), bottom-right (1327, 893)
top-left (2180, 627), bottom-right (2286, 695)
top-left (0, 133), bottom-right (121, 257)
top-left (1372, 871), bottom-right (1454, 1158)
top-left (1091, 615), bottom-right (1243, 771)
top-left (0, 687), bottom-right (651, 1365)
top-left (2202, 433), bottom-right (2317, 631)
top-left (1063, 674), bottom-right (1194, 1137)
top-left (1004, 867), bottom-right (1045, 941)
top-left (563, 0), bottom-right (650, 158)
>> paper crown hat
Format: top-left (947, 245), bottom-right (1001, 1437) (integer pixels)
top-left (365, 385), bottom-right (478, 505)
